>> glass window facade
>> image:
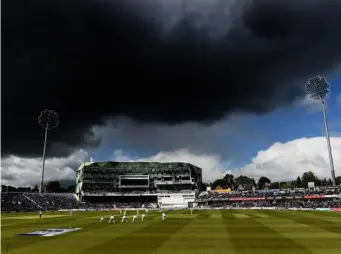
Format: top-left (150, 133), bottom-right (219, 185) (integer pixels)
top-left (75, 162), bottom-right (202, 196)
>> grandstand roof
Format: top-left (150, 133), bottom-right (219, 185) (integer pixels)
top-left (77, 161), bottom-right (201, 171)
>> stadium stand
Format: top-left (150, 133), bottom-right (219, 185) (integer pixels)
top-left (76, 161), bottom-right (202, 209)
top-left (2, 161), bottom-right (340, 213)
top-left (195, 185), bottom-right (341, 209)
top-left (1, 186), bottom-right (340, 212)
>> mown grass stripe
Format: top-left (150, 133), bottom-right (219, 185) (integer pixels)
top-left (1, 215), bottom-right (97, 252)
top-left (158, 211), bottom-right (235, 254)
top-left (1, 214), bottom-right (160, 253)
top-left (222, 210), bottom-right (312, 254)
top-left (79, 218), bottom-right (191, 254)
top-left (253, 211), bottom-right (341, 254)
top-left (302, 211), bottom-right (341, 218)
top-left (294, 211), bottom-right (341, 223)
top-left (2, 210), bottom-right (341, 254)
top-left (264, 210), bottom-right (341, 235)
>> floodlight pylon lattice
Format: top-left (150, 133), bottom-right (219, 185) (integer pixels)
top-left (305, 76), bottom-right (330, 101)
top-left (38, 109), bottom-right (59, 194)
top-left (305, 76), bottom-right (336, 186)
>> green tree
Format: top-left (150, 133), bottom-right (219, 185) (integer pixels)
top-left (46, 181), bottom-right (61, 193)
top-left (301, 171), bottom-right (319, 187)
top-left (223, 173), bottom-right (235, 185)
top-left (211, 179), bottom-right (229, 190)
top-left (269, 182), bottom-right (280, 189)
top-left (17, 187), bottom-right (31, 192)
top-left (336, 176), bottom-right (341, 185)
top-left (66, 185), bottom-right (76, 193)
top-left (295, 176), bottom-right (302, 188)
top-left (257, 176), bottom-right (271, 189)
top-left (32, 184), bottom-right (39, 192)
top-left (235, 175), bottom-right (255, 185)
top-left (320, 178), bottom-right (328, 186)
top-left (279, 182), bottom-right (289, 189)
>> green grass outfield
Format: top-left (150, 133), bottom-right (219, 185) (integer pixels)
top-left (1, 209), bottom-right (341, 254)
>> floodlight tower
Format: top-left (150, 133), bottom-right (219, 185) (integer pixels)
top-left (305, 76), bottom-right (336, 185)
top-left (38, 109), bottom-right (59, 193)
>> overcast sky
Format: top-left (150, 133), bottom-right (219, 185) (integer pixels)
top-left (2, 0), bottom-right (341, 186)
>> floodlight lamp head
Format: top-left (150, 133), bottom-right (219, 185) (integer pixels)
top-left (305, 75), bottom-right (330, 101)
top-left (38, 109), bottom-right (59, 130)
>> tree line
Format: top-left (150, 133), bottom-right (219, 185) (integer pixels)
top-left (2, 171), bottom-right (341, 193)
top-left (1, 181), bottom-right (75, 193)
top-left (203, 171), bottom-right (341, 190)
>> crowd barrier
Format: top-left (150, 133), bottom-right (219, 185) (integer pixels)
top-left (58, 207), bottom-right (341, 212)
top-left (197, 194), bottom-right (341, 202)
top-left (250, 207), bottom-right (277, 210)
top-left (315, 208), bottom-right (331, 211)
top-left (58, 209), bottom-right (96, 212)
top-left (58, 208), bottom-right (159, 212)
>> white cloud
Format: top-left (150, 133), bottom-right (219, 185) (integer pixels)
top-left (236, 137), bottom-right (341, 181)
top-left (1, 149), bottom-right (89, 187)
top-left (300, 95), bottom-right (324, 113)
top-left (112, 137), bottom-right (341, 183)
top-left (3, 137), bottom-right (340, 187)
top-left (112, 149), bottom-right (230, 182)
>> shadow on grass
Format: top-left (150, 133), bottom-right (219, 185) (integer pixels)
top-left (80, 218), bottom-right (191, 254)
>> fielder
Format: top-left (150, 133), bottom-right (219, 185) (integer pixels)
top-left (162, 213), bottom-right (166, 221)
top-left (132, 215), bottom-right (137, 222)
top-left (108, 215), bottom-right (115, 224)
top-left (145, 209), bottom-right (148, 214)
top-left (100, 217), bottom-right (104, 223)
top-left (141, 214), bottom-right (146, 222)
top-left (121, 215), bottom-right (128, 223)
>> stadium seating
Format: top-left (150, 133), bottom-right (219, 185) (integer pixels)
top-left (1, 187), bottom-right (340, 212)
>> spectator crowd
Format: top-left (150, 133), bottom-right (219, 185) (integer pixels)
top-left (1, 192), bottom-right (155, 212)
top-left (1, 186), bottom-right (340, 213)
top-left (197, 187), bottom-right (341, 201)
top-left (202, 199), bottom-right (341, 209)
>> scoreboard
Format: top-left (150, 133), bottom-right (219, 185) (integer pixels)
top-left (119, 175), bottom-right (149, 188)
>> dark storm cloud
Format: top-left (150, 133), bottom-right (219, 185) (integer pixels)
top-left (2, 0), bottom-right (341, 157)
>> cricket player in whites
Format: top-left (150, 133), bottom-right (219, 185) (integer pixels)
top-left (145, 209), bottom-right (149, 214)
top-left (121, 215), bottom-right (128, 223)
top-left (141, 214), bottom-right (146, 222)
top-left (108, 215), bottom-right (115, 224)
top-left (100, 217), bottom-right (104, 223)
top-left (132, 215), bottom-right (138, 222)
top-left (190, 208), bottom-right (193, 215)
top-left (162, 213), bottom-right (166, 221)
top-left (123, 209), bottom-right (127, 216)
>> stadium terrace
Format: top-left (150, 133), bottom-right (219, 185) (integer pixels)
top-left (75, 161), bottom-right (202, 209)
